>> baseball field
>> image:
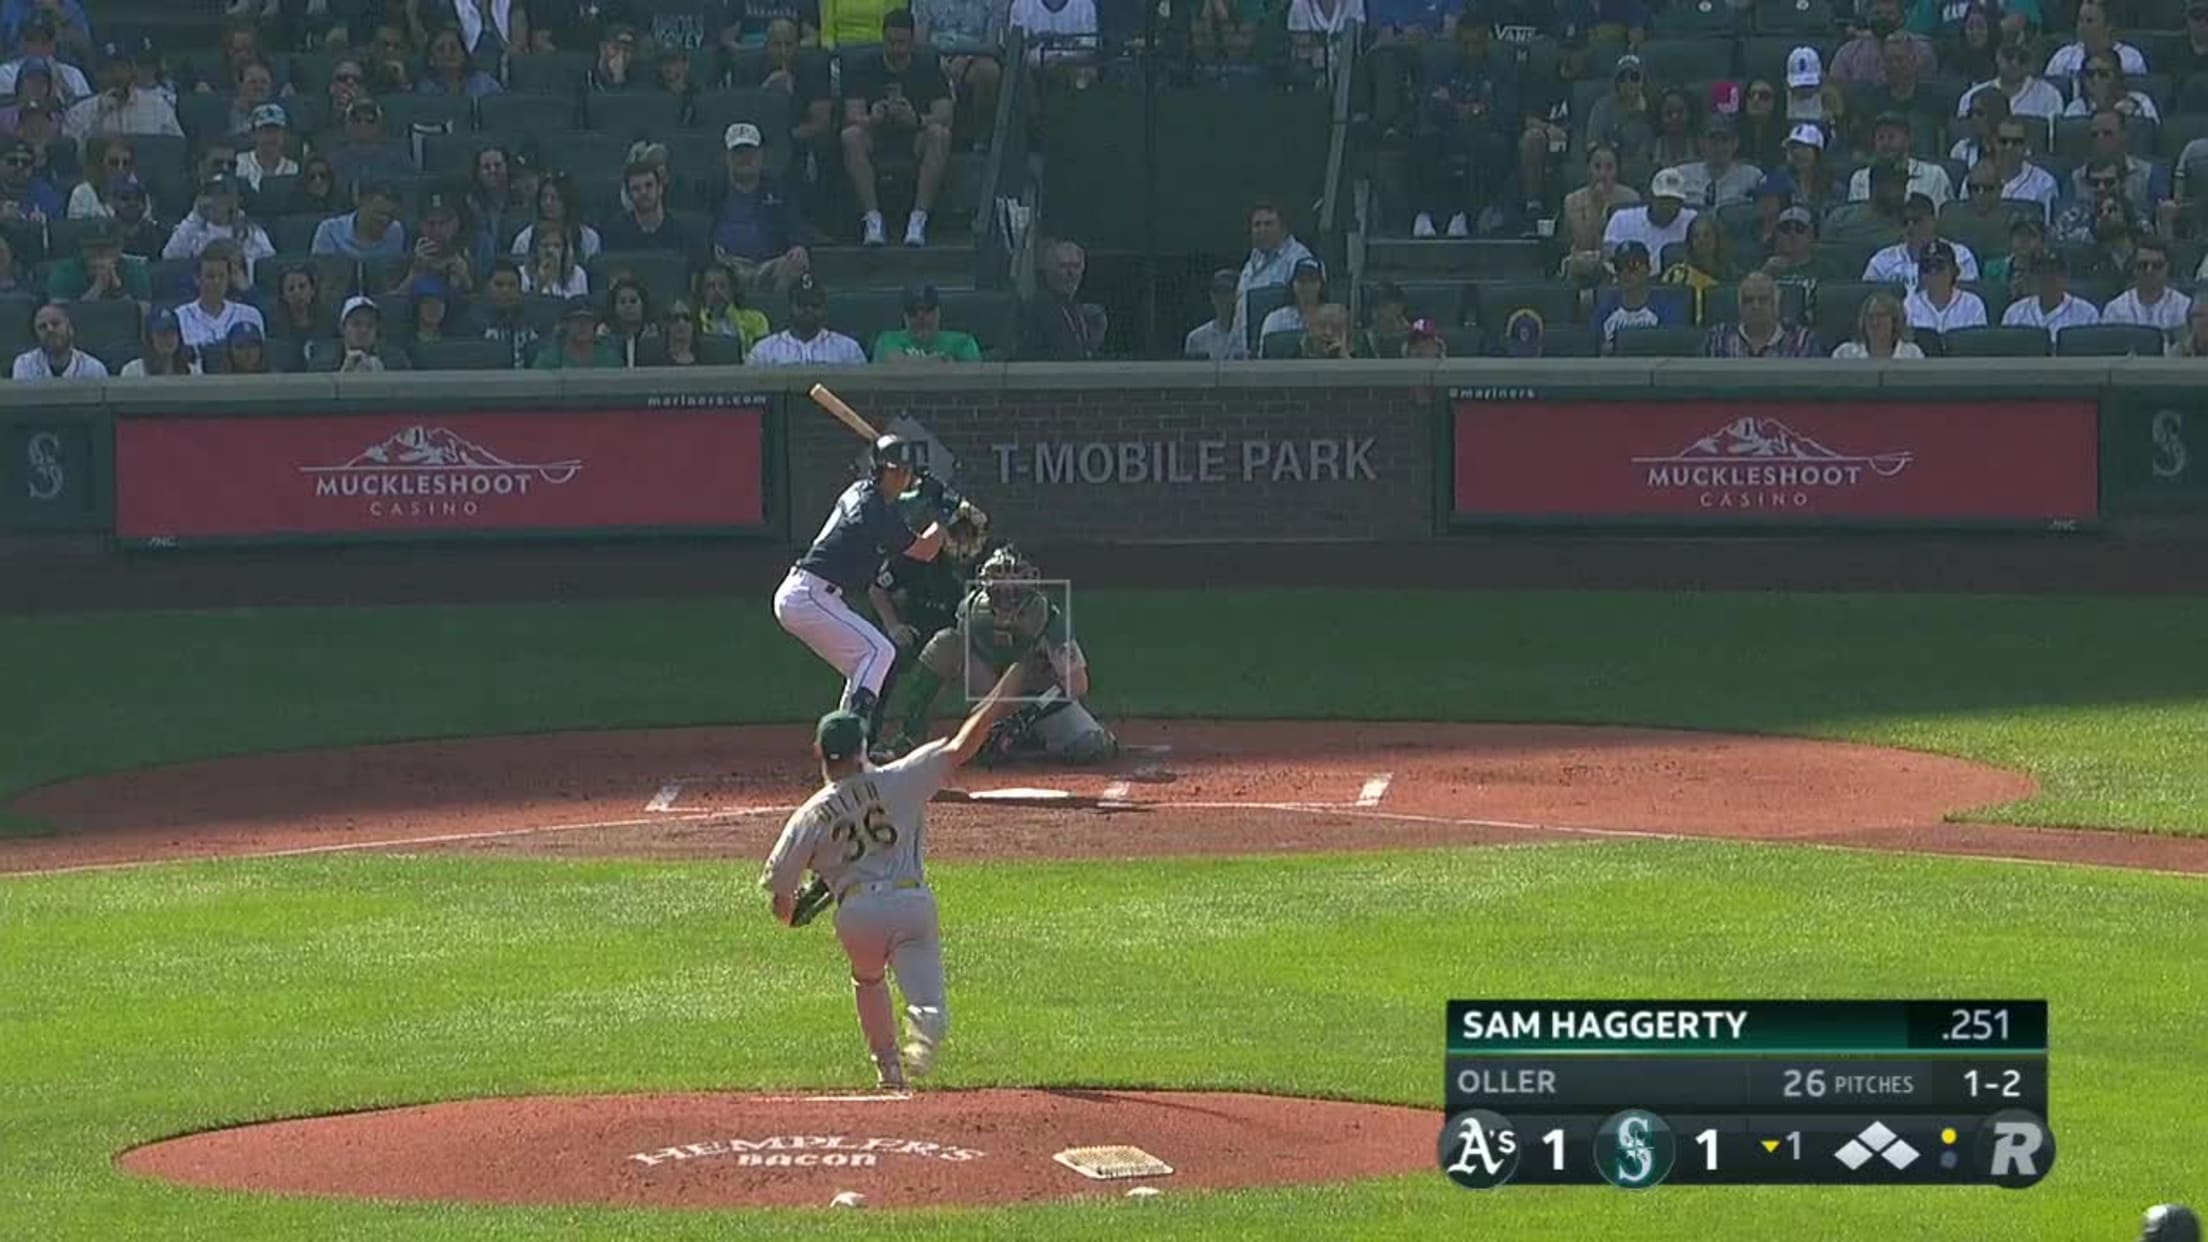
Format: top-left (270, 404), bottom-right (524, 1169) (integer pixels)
top-left (5, 586), bottom-right (2205, 1240)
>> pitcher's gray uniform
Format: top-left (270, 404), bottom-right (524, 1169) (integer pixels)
top-left (761, 740), bottom-right (959, 1088)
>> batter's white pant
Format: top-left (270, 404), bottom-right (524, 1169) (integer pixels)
top-left (773, 568), bottom-right (897, 706)
top-left (836, 882), bottom-right (948, 1080)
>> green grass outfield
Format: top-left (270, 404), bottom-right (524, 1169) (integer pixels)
top-left (3, 589), bottom-right (2206, 1240)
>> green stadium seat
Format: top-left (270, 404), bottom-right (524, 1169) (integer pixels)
top-left (256, 254), bottom-right (359, 308)
top-left (1652, 1), bottom-right (1741, 37)
top-left (177, 92), bottom-right (233, 141)
top-left (1243, 284), bottom-right (1291, 353)
top-left (423, 132), bottom-right (494, 177)
top-left (1813, 281), bottom-right (1904, 339)
top-left (509, 52), bottom-right (594, 94)
top-left (2159, 112), bottom-right (2208, 161)
top-left (2053, 115), bottom-right (2156, 160)
top-left (1260, 328), bottom-right (1304, 358)
top-left (1941, 325), bottom-right (2050, 356)
top-left (691, 90), bottom-right (793, 140)
top-left (1472, 280), bottom-right (1583, 337)
top-left (410, 337), bottom-right (516, 370)
top-left (584, 91), bottom-right (688, 137)
top-left (1382, 280), bottom-right (1469, 328)
top-left (542, 131), bottom-right (640, 179)
top-left (380, 94), bottom-right (473, 137)
top-left (1958, 281), bottom-right (2010, 321)
top-left (831, 287), bottom-right (910, 358)
top-left (68, 299), bottom-right (143, 354)
top-left (1754, 0), bottom-right (1836, 35)
top-left (2056, 323), bottom-right (2166, 356)
top-left (698, 334), bottom-right (745, 365)
top-left (937, 288), bottom-right (1019, 355)
top-left (478, 92), bottom-right (581, 138)
top-left (1537, 324), bottom-right (1601, 356)
top-left (1613, 325), bottom-right (1708, 356)
top-left (1636, 39), bottom-right (1735, 86)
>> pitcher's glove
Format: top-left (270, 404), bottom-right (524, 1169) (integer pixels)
top-left (790, 877), bottom-right (834, 927)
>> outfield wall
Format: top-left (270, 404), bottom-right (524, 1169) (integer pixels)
top-left (2, 361), bottom-right (2203, 544)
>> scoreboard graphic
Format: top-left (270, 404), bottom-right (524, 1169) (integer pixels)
top-left (1439, 1000), bottom-right (2052, 1190)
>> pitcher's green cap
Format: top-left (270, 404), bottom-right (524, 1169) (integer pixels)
top-left (816, 711), bottom-right (868, 761)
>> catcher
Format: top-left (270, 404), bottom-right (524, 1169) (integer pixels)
top-left (883, 545), bottom-right (1118, 765)
top-left (865, 497), bottom-right (990, 756)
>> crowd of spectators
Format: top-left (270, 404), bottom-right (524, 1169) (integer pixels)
top-left (0, 0), bottom-right (1117, 378)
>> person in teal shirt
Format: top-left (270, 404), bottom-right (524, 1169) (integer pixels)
top-left (532, 296), bottom-right (629, 369)
top-left (871, 283), bottom-right (983, 362)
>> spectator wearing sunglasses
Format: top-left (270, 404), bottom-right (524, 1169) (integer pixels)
top-left (1583, 53), bottom-right (1653, 162)
top-left (1760, 205), bottom-right (1847, 282)
top-left (2062, 51), bottom-right (2157, 120)
top-left (1987, 115), bottom-right (2057, 219)
top-left (1958, 38), bottom-right (2062, 128)
top-left (0, 135), bottom-right (61, 222)
top-left (1901, 241), bottom-right (1988, 334)
top-left (1864, 192), bottom-right (1977, 287)
top-left (2053, 156), bottom-right (2146, 244)
top-left (2043, 1), bottom-right (2145, 94)
top-left (2001, 249), bottom-right (2100, 338)
top-left (2100, 238), bottom-right (2191, 333)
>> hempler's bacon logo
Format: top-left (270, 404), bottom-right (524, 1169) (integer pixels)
top-left (298, 425), bottom-right (584, 503)
top-left (1633, 418), bottom-right (1914, 490)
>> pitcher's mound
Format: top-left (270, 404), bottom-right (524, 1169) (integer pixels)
top-left (119, 1088), bottom-right (1437, 1209)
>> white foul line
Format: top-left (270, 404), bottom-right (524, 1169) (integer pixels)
top-left (1100, 780), bottom-right (1133, 803)
top-left (1357, 773), bottom-right (1394, 808)
top-left (645, 780), bottom-right (688, 813)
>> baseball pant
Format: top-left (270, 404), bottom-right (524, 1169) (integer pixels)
top-left (836, 885), bottom-right (948, 1080)
top-left (773, 568), bottom-right (898, 707)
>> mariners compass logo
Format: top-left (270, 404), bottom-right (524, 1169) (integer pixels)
top-left (299, 425), bottom-right (583, 517)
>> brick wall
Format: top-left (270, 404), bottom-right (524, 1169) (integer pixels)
top-left (786, 386), bottom-right (1438, 542)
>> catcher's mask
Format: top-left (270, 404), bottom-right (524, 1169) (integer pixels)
top-left (975, 545), bottom-right (1040, 620)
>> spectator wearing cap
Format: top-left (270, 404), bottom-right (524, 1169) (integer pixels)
top-left (590, 24), bottom-right (645, 90)
top-left (1745, 171), bottom-right (1793, 251)
top-left (328, 99), bottom-right (416, 190)
top-left (119, 307), bottom-right (196, 376)
top-left (1831, 0), bottom-right (1936, 87)
top-left (601, 160), bottom-right (705, 260)
top-left (2054, 156), bottom-right (2148, 246)
top-left (466, 259), bottom-right (533, 366)
top-left (1601, 166), bottom-right (1696, 261)
top-left (1558, 144), bottom-right (1638, 282)
top-left (1849, 114), bottom-right (1952, 207)
top-left (7, 96), bottom-right (69, 179)
top-left (64, 42), bottom-right (182, 142)
top-left (163, 175), bottom-right (276, 279)
top-left (841, 10), bottom-right (955, 248)
top-left (312, 182), bottom-right (409, 260)
top-left (1761, 205), bottom-right (1849, 281)
top-left (48, 226), bottom-right (149, 302)
top-left (1704, 272), bottom-right (1818, 357)
top-left (1987, 115), bottom-right (2058, 219)
top-left (234, 104), bottom-right (299, 192)
top-left (1902, 240), bottom-right (1988, 333)
top-left (11, 302), bottom-right (107, 379)
top-left (0, 16), bottom-right (92, 102)
top-left (321, 296), bottom-right (409, 372)
top-left (175, 249), bottom-right (268, 352)
top-left (1231, 202), bottom-right (1315, 351)
top-left (1184, 267), bottom-right (1244, 360)
top-left (1518, 31), bottom-right (1590, 219)
top-left (692, 261), bottom-right (768, 351)
top-left (2101, 238), bottom-right (2191, 333)
top-left (0, 136), bottom-right (62, 221)
top-left (216, 320), bottom-right (272, 374)
top-left (1556, 0), bottom-right (1647, 48)
top-left (1831, 291), bottom-right (1925, 358)
top-left (1780, 123), bottom-right (1837, 210)
top-left (0, 60), bottom-right (80, 136)
top-left (2002, 250), bottom-right (2099, 337)
top-left (1667, 114), bottom-right (1762, 210)
top-left (748, 276), bottom-right (868, 364)
top-left (1960, 38), bottom-right (2062, 128)
top-left (1409, 19), bottom-right (1523, 238)
top-left (105, 174), bottom-right (163, 259)
top-left (2045, 1), bottom-right (2145, 90)
top-left (419, 27), bottom-right (504, 98)
top-left (1783, 47), bottom-right (1836, 125)
top-left (712, 123), bottom-right (810, 296)
top-left (874, 283), bottom-right (982, 361)
top-left (1864, 193), bottom-right (1977, 287)
top-left (1583, 54), bottom-right (1653, 161)
top-left (1404, 317), bottom-right (1447, 358)
top-left (1260, 258), bottom-right (1329, 340)
top-left (1592, 239), bottom-right (1682, 353)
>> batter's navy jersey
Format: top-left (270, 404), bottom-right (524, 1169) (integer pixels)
top-left (796, 479), bottom-right (917, 593)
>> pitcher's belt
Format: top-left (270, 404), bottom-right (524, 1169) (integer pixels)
top-left (838, 877), bottom-right (924, 904)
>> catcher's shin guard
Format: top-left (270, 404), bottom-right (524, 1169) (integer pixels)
top-left (842, 687), bottom-right (881, 739)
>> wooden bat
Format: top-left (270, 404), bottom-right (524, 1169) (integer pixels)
top-left (808, 383), bottom-right (879, 442)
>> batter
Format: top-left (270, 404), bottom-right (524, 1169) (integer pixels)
top-left (760, 662), bottom-right (1027, 1091)
top-left (771, 434), bottom-right (972, 737)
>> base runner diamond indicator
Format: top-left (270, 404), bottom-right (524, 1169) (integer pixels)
top-left (1881, 1139), bottom-right (1921, 1170)
top-left (1834, 1140), bottom-right (1874, 1170)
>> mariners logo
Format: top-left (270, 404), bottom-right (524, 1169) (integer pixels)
top-left (1594, 1108), bottom-right (1676, 1190)
top-left (1437, 1109), bottom-right (1521, 1190)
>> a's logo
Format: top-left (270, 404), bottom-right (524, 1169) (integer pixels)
top-left (1439, 1109), bottom-right (1521, 1190)
top-left (1635, 417), bottom-right (1913, 510)
top-left (2150, 409), bottom-right (2190, 481)
top-left (298, 425), bottom-right (581, 519)
top-left (25, 430), bottom-right (63, 501)
top-left (1594, 1108), bottom-right (1676, 1190)
top-left (628, 1134), bottom-right (986, 1170)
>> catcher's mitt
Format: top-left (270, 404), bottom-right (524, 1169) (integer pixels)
top-left (790, 877), bottom-right (834, 927)
top-left (942, 500), bottom-right (991, 561)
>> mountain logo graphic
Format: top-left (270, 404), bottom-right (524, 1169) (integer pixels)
top-left (1633, 417), bottom-right (1913, 478)
top-left (300, 425), bottom-right (583, 484)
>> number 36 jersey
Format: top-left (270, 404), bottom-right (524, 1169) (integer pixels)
top-left (761, 741), bottom-right (956, 897)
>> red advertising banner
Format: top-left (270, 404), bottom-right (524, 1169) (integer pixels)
top-left (116, 407), bottom-right (766, 542)
top-left (1453, 400), bottom-right (2098, 525)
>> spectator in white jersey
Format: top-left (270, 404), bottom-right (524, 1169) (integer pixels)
top-left (2101, 238), bottom-right (2191, 333)
top-left (1902, 240), bottom-right (1989, 335)
top-left (2001, 249), bottom-right (2100, 338)
top-left (10, 301), bottom-right (107, 378)
top-left (748, 275), bottom-right (869, 365)
top-left (175, 248), bottom-right (267, 351)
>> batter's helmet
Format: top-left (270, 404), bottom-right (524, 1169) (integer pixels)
top-left (871, 434), bottom-right (927, 475)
